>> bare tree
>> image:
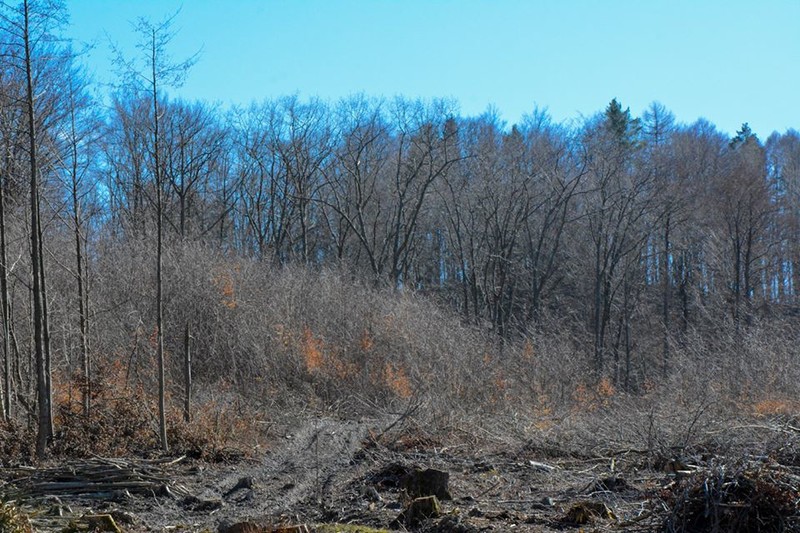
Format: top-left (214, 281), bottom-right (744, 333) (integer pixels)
top-left (765, 130), bottom-right (800, 302)
top-left (234, 101), bottom-right (294, 261)
top-left (103, 93), bottom-right (151, 238)
top-left (60, 69), bottom-right (97, 417)
top-left (323, 98), bottom-right (461, 287)
top-left (582, 100), bottom-right (655, 376)
top-left (322, 96), bottom-right (390, 271)
top-left (160, 99), bottom-right (226, 240)
top-left (517, 111), bottom-right (587, 325)
top-left (718, 125), bottom-right (772, 333)
top-left (113, 10), bottom-right (197, 452)
top-left (0, 52), bottom-right (22, 422)
top-left (642, 102), bottom-right (676, 375)
top-left (0, 0), bottom-right (75, 456)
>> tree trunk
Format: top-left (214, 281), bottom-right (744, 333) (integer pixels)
top-left (183, 322), bottom-right (191, 423)
top-left (68, 91), bottom-right (90, 418)
top-left (0, 140), bottom-right (11, 422)
top-left (24, 0), bottom-right (51, 457)
top-left (38, 204), bottom-right (54, 439)
top-left (152, 28), bottom-right (168, 453)
top-left (662, 214), bottom-right (670, 377)
top-left (593, 239), bottom-right (604, 373)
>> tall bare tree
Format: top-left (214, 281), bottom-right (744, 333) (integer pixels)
top-left (0, 51), bottom-right (22, 422)
top-left (59, 68), bottom-right (97, 418)
top-left (641, 102), bottom-right (676, 375)
top-left (0, 0), bottom-right (73, 456)
top-left (582, 100), bottom-right (655, 376)
top-left (113, 11), bottom-right (197, 452)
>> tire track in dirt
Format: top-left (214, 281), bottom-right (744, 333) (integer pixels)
top-left (217, 417), bottom-right (372, 520)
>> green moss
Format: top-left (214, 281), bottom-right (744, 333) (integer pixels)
top-left (0, 502), bottom-right (33, 533)
top-left (314, 524), bottom-right (392, 533)
top-left (61, 514), bottom-right (122, 533)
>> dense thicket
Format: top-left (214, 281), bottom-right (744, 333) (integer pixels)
top-left (98, 95), bottom-right (800, 387)
top-left (1, 3), bottom-right (799, 457)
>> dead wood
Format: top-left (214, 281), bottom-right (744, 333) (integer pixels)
top-left (0, 456), bottom-right (189, 499)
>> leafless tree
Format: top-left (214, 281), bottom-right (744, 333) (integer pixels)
top-left (112, 10), bottom-right (197, 452)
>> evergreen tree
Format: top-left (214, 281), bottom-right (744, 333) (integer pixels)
top-left (604, 98), bottom-right (641, 148)
top-left (730, 122), bottom-right (757, 149)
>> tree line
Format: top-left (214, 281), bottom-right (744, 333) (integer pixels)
top-left (1, 2), bottom-right (799, 457)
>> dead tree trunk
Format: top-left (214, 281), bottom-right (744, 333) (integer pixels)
top-left (23, 0), bottom-right (51, 457)
top-left (0, 137), bottom-right (11, 422)
top-left (183, 322), bottom-right (191, 423)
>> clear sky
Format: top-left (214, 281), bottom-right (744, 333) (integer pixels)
top-left (67, 0), bottom-right (799, 138)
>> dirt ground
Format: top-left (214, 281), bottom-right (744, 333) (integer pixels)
top-left (3, 415), bottom-right (799, 532)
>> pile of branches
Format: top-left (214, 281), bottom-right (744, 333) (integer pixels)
top-left (0, 456), bottom-right (189, 499)
top-left (662, 459), bottom-right (800, 532)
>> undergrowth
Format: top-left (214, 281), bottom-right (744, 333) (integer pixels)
top-left (1, 362), bottom-right (265, 463)
top-left (1, 262), bottom-right (799, 464)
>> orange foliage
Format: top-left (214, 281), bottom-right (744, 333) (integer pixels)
top-left (487, 371), bottom-right (510, 406)
top-left (597, 376), bottom-right (616, 400)
top-left (531, 418), bottom-right (554, 431)
top-left (54, 357), bottom-right (135, 419)
top-left (301, 326), bottom-right (324, 372)
top-left (384, 363), bottom-right (413, 399)
top-left (530, 399), bottom-right (556, 430)
top-left (212, 269), bottom-right (238, 309)
top-left (169, 393), bottom-right (264, 459)
top-left (572, 382), bottom-right (590, 409)
top-left (752, 398), bottom-right (799, 417)
top-left (641, 378), bottom-right (657, 394)
top-left (572, 377), bottom-right (616, 412)
top-left (48, 354), bottom-right (265, 459)
top-left (298, 326), bottom-right (361, 380)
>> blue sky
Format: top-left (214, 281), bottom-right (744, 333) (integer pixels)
top-left (67, 0), bottom-right (799, 138)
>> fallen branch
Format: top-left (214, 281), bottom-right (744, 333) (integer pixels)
top-left (0, 457), bottom-right (189, 499)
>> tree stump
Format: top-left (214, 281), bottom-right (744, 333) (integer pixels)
top-left (400, 468), bottom-right (451, 500)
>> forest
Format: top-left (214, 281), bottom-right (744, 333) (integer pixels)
top-left (0, 0), bottom-right (798, 480)
top-left (0, 2), bottom-right (799, 532)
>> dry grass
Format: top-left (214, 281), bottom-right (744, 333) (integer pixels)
top-left (0, 359), bottom-right (265, 462)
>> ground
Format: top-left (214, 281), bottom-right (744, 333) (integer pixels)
top-left (2, 415), bottom-right (798, 532)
